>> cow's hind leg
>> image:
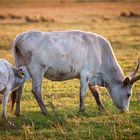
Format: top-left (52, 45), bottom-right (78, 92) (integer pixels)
top-left (89, 85), bottom-right (105, 112)
top-left (30, 67), bottom-right (48, 115)
top-left (79, 72), bottom-right (89, 112)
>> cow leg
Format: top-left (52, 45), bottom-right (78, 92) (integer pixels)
top-left (2, 90), bottom-right (9, 120)
top-left (31, 71), bottom-right (48, 115)
top-left (15, 85), bottom-right (24, 116)
top-left (79, 73), bottom-right (89, 112)
top-left (89, 85), bottom-right (105, 112)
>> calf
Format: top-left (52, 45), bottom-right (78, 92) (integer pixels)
top-left (0, 59), bottom-right (30, 119)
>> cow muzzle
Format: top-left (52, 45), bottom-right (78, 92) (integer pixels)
top-left (120, 107), bottom-right (129, 113)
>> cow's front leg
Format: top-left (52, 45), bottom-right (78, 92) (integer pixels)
top-left (31, 74), bottom-right (48, 115)
top-left (89, 85), bottom-right (105, 112)
top-left (79, 73), bottom-right (89, 112)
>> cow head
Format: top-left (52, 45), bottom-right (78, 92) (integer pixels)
top-left (110, 59), bottom-right (140, 112)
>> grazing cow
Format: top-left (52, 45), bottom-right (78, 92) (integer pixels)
top-left (0, 59), bottom-right (30, 119)
top-left (11, 30), bottom-right (140, 116)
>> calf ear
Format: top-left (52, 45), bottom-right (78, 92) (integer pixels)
top-left (123, 77), bottom-right (130, 85)
top-left (18, 69), bottom-right (25, 78)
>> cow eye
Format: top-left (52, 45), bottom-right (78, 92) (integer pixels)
top-left (127, 94), bottom-right (131, 98)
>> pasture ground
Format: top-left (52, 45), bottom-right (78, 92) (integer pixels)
top-left (0, 1), bottom-right (140, 139)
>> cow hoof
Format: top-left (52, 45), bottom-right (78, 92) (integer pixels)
top-left (2, 116), bottom-right (6, 120)
top-left (99, 111), bottom-right (107, 115)
top-left (99, 108), bottom-right (107, 115)
top-left (42, 111), bottom-right (48, 116)
top-left (15, 112), bottom-right (22, 117)
top-left (78, 112), bottom-right (88, 116)
top-left (99, 107), bottom-right (106, 112)
top-left (78, 110), bottom-right (87, 116)
top-left (79, 108), bottom-right (85, 113)
top-left (2, 113), bottom-right (7, 120)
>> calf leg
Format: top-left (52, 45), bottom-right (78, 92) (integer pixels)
top-left (2, 90), bottom-right (9, 119)
top-left (89, 85), bottom-right (105, 112)
top-left (79, 73), bottom-right (89, 112)
top-left (15, 85), bottom-right (24, 116)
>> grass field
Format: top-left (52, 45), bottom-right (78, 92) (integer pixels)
top-left (0, 1), bottom-right (140, 139)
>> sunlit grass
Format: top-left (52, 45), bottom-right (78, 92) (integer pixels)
top-left (0, 1), bottom-right (140, 139)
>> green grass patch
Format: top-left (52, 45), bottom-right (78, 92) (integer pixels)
top-left (0, 3), bottom-right (140, 139)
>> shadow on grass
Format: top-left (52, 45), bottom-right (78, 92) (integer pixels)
top-left (0, 104), bottom-right (140, 139)
top-left (0, 105), bottom-right (107, 132)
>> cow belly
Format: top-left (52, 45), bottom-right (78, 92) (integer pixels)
top-left (44, 66), bottom-right (79, 81)
top-left (44, 74), bottom-right (77, 81)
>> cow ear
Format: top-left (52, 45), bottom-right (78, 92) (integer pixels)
top-left (123, 77), bottom-right (130, 85)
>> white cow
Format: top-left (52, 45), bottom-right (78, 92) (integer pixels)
top-left (11, 30), bottom-right (140, 116)
top-left (0, 59), bottom-right (30, 119)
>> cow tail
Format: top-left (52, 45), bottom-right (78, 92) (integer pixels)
top-left (12, 34), bottom-right (26, 68)
top-left (11, 34), bottom-right (26, 111)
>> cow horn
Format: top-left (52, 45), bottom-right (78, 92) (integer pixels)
top-left (130, 58), bottom-right (140, 85)
top-left (130, 58), bottom-right (140, 78)
top-left (130, 75), bottom-right (140, 85)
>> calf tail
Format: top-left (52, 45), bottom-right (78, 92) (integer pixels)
top-left (11, 90), bottom-right (16, 111)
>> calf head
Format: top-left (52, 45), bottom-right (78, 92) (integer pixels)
top-left (18, 66), bottom-right (31, 80)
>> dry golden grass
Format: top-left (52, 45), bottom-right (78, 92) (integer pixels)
top-left (0, 1), bottom-right (140, 139)
top-left (0, 2), bottom-right (140, 22)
